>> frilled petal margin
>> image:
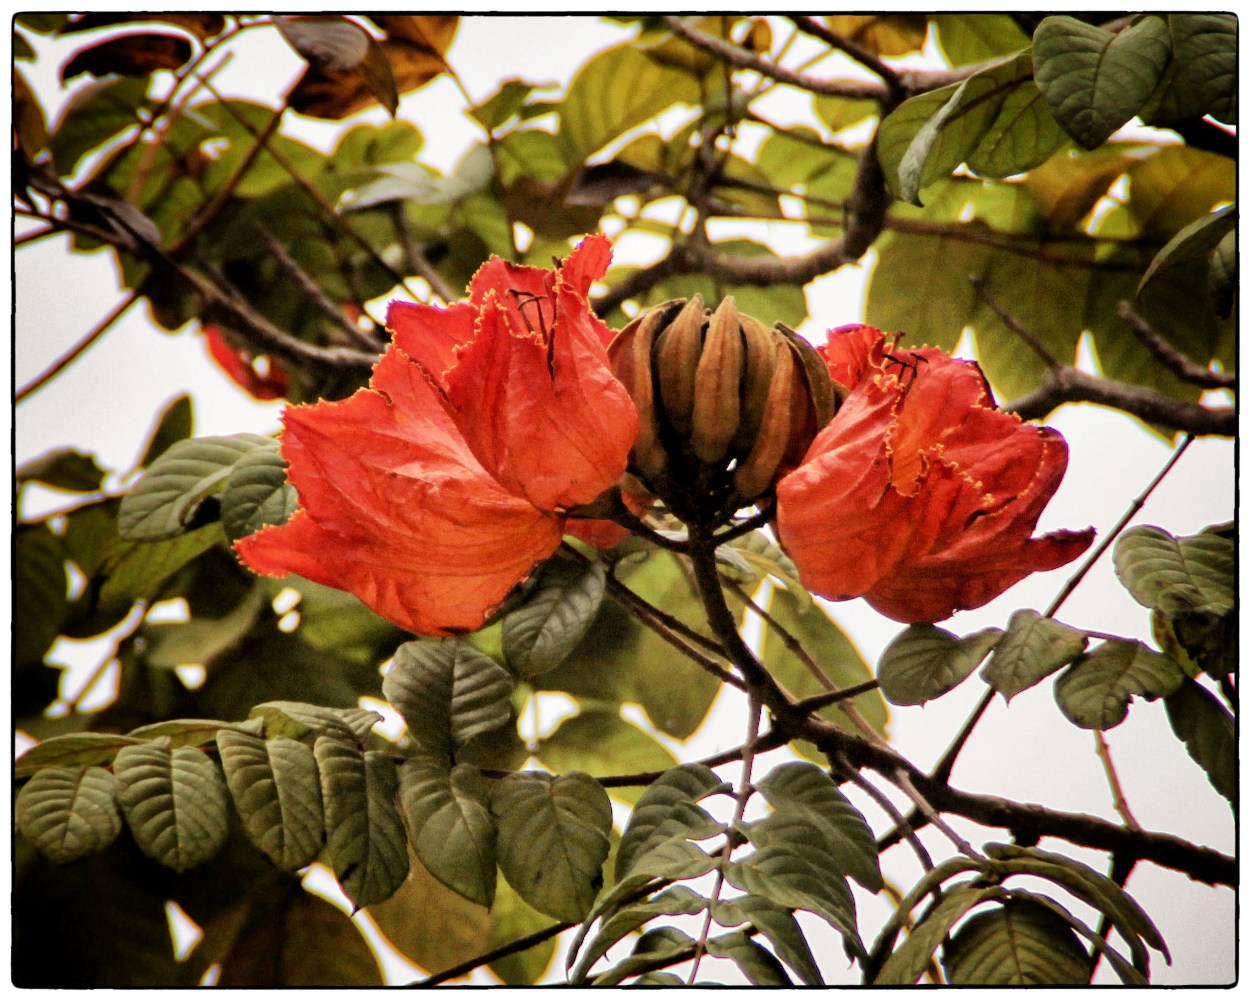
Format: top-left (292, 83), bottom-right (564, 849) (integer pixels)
top-left (777, 327), bottom-right (1094, 624)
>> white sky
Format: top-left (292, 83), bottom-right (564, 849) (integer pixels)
top-left (10, 13), bottom-right (1238, 987)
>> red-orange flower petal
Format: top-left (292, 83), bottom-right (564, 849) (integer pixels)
top-left (236, 346), bottom-right (562, 636)
top-left (777, 326), bottom-right (1093, 623)
top-left (203, 324), bottom-right (289, 400)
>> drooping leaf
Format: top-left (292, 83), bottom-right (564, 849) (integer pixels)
top-left (943, 896), bottom-right (1090, 984)
top-left (217, 730), bottom-right (324, 871)
top-left (502, 556), bottom-right (606, 676)
top-left (15, 733), bottom-right (144, 778)
top-left (138, 394), bottom-right (194, 467)
top-left (755, 761), bottom-right (883, 891)
top-left (615, 764), bottom-right (728, 882)
top-left (536, 709), bottom-right (679, 805)
top-left (1164, 678), bottom-right (1236, 804)
top-left (17, 448), bottom-right (107, 492)
top-left (1137, 207), bottom-right (1237, 299)
top-left (706, 930), bottom-right (793, 985)
top-left (398, 755), bottom-right (497, 907)
top-left (491, 771), bottom-right (612, 922)
top-left (981, 610), bottom-right (1089, 701)
top-left (1054, 639), bottom-right (1187, 730)
top-left (1166, 13), bottom-right (1237, 126)
top-left (60, 31), bottom-right (192, 81)
top-left (571, 885), bottom-right (707, 983)
top-left (113, 742), bottom-right (230, 872)
top-left (1113, 524), bottom-right (1234, 619)
top-left (118, 434), bottom-right (277, 541)
top-left (725, 840), bottom-right (865, 960)
top-left (216, 882), bottom-right (384, 986)
top-left (592, 927), bottom-right (696, 986)
top-left (16, 765), bottom-right (123, 864)
top-left (877, 624), bottom-right (1002, 706)
top-left (1032, 15), bottom-right (1173, 150)
top-left (315, 738), bottom-right (410, 909)
top-left (713, 895), bottom-right (823, 986)
top-left (383, 639), bottom-right (514, 754)
top-left (220, 446), bottom-right (298, 542)
top-left (874, 884), bottom-right (1000, 985)
top-left (96, 522), bottom-right (224, 611)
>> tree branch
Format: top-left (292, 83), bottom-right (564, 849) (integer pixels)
top-left (1117, 301), bottom-right (1237, 390)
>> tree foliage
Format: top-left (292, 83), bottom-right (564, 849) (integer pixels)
top-left (13, 13), bottom-right (1235, 987)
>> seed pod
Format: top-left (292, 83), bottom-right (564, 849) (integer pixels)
top-left (654, 295), bottom-right (705, 436)
top-left (690, 296), bottom-right (744, 464)
top-left (606, 303), bottom-right (680, 485)
top-left (733, 338), bottom-right (799, 501)
top-left (733, 313), bottom-right (779, 454)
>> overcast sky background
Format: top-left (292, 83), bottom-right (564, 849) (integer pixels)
top-left (12, 14), bottom-right (1236, 986)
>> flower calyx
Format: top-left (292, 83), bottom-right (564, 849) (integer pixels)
top-left (607, 295), bottom-right (837, 525)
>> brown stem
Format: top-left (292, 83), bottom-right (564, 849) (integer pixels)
top-left (16, 292), bottom-right (139, 404)
top-left (1117, 301), bottom-right (1237, 390)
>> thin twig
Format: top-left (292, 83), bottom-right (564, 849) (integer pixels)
top-left (833, 753), bottom-right (934, 872)
top-left (970, 275), bottom-right (1062, 369)
top-left (1094, 729), bottom-right (1141, 830)
top-left (388, 203), bottom-right (458, 303)
top-left (1117, 301), bottom-right (1237, 390)
top-left (16, 293), bottom-right (139, 404)
top-left (788, 15), bottom-right (906, 103)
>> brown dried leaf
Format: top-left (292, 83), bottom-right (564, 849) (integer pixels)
top-left (60, 31), bottom-right (193, 82)
top-left (60, 13), bottom-right (227, 40)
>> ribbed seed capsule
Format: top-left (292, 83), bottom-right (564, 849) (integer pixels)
top-left (733, 313), bottom-right (779, 454)
top-left (606, 304), bottom-right (679, 485)
top-left (733, 340), bottom-right (799, 501)
top-left (654, 294), bottom-right (705, 436)
top-left (690, 296), bottom-right (744, 463)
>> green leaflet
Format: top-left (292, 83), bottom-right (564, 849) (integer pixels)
top-left (981, 610), bottom-right (1089, 701)
top-left (571, 885), bottom-right (707, 983)
top-left (315, 738), bottom-right (410, 909)
top-left (713, 895), bottom-right (823, 986)
top-left (398, 755), bottom-right (497, 907)
top-left (1165, 678), bottom-right (1236, 804)
top-left (220, 445), bottom-right (298, 542)
top-left (491, 771), bottom-right (612, 923)
top-left (754, 761), bottom-right (883, 892)
top-left (706, 930), bottom-right (793, 985)
top-left (536, 708), bottom-right (678, 806)
top-left (248, 700), bottom-right (381, 742)
top-left (875, 885), bottom-right (999, 985)
top-left (878, 624), bottom-right (1003, 706)
top-left (1113, 524), bottom-right (1234, 618)
top-left (118, 433), bottom-right (277, 541)
top-left (113, 742), bottom-right (230, 872)
top-left (615, 764), bottom-right (728, 882)
top-left (15, 732), bottom-right (144, 778)
top-left (1033, 15), bottom-right (1172, 150)
top-left (16, 765), bottom-right (123, 864)
top-left (943, 896), bottom-right (1090, 984)
top-left (383, 639), bottom-right (514, 754)
top-left (501, 556), bottom-right (605, 677)
top-left (218, 730), bottom-right (325, 871)
top-left (1054, 639), bottom-right (1186, 729)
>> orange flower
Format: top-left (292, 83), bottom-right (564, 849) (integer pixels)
top-left (235, 235), bottom-right (637, 636)
top-left (776, 325), bottom-right (1094, 623)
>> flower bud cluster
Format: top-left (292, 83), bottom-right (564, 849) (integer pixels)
top-left (608, 295), bottom-right (838, 524)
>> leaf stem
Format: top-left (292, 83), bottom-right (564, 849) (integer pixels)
top-left (1093, 729), bottom-right (1141, 830)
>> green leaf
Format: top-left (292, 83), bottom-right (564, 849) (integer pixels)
top-left (887, 52), bottom-right (1066, 204)
top-left (220, 446), bottom-right (298, 543)
top-left (712, 895), bottom-right (824, 986)
top-left (15, 733), bottom-right (144, 778)
top-left (118, 434), bottom-right (277, 541)
top-left (874, 884), bottom-right (999, 984)
top-left (932, 14), bottom-right (1030, 66)
top-left (492, 771), bottom-right (612, 923)
top-left (16, 765), bottom-right (123, 864)
top-left (536, 709), bottom-right (678, 806)
top-left (383, 639), bottom-right (514, 754)
top-left (1164, 678), bottom-right (1235, 804)
top-left (96, 522), bottom-right (224, 610)
top-left (943, 896), bottom-right (1090, 984)
top-left (471, 78), bottom-right (538, 131)
top-left (502, 557), bottom-right (606, 676)
top-left (811, 94), bottom-right (879, 133)
top-left (49, 75), bottom-right (150, 175)
top-left (486, 873), bottom-right (560, 985)
top-left (315, 738), bottom-right (410, 909)
top-left (725, 841), bottom-right (865, 960)
top-left (1167, 14), bottom-right (1237, 126)
top-left (14, 522), bottom-right (69, 666)
top-left (128, 718), bottom-right (262, 749)
top-left (1033, 15), bottom-right (1173, 150)
top-left (398, 755), bottom-right (497, 907)
top-left (755, 761), bottom-right (882, 891)
top-left (706, 930), bottom-right (793, 985)
top-left (1113, 525), bottom-right (1233, 618)
top-left (248, 700), bottom-right (380, 742)
top-left (572, 886), bottom-right (707, 983)
top-left (759, 585), bottom-right (888, 750)
top-left (1054, 639), bottom-right (1186, 729)
top-left (1012, 891), bottom-right (1147, 985)
top-left (981, 610), bottom-right (1089, 701)
top-left (593, 927), bottom-right (695, 986)
top-left (217, 730), bottom-right (325, 871)
top-left (138, 394), bottom-right (194, 467)
top-left (1137, 206), bottom-right (1237, 299)
top-left (558, 42), bottom-right (701, 163)
top-left (615, 764), bottom-right (728, 882)
top-left (17, 448), bottom-right (107, 492)
top-left (144, 582), bottom-right (267, 669)
top-left (878, 624), bottom-right (1002, 706)
top-left (1209, 229), bottom-right (1235, 319)
top-left (113, 742), bottom-right (230, 872)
